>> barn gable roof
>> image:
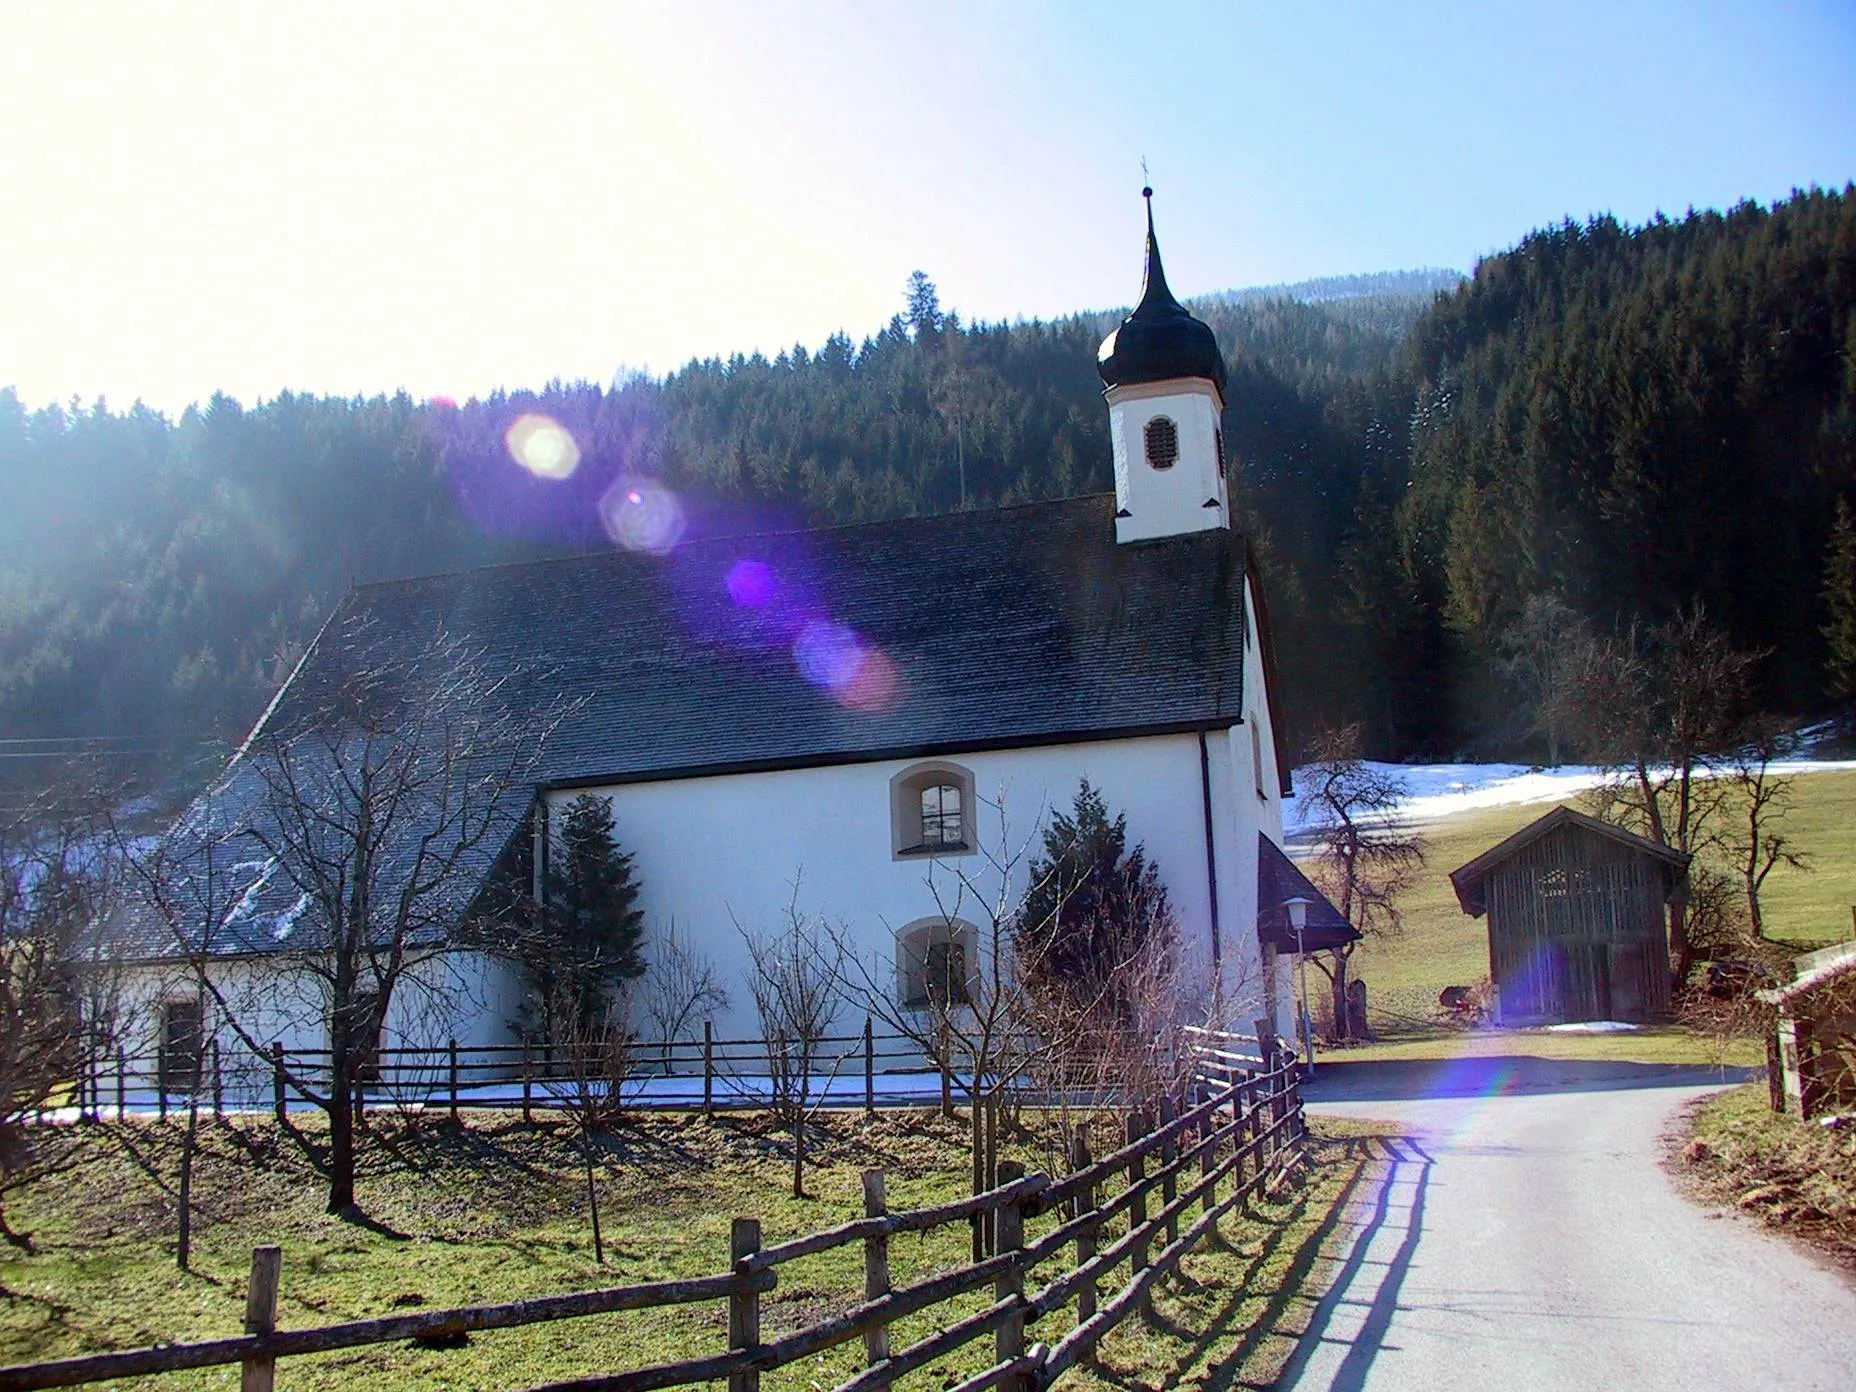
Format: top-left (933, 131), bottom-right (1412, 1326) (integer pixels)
top-left (1447, 805), bottom-right (1691, 918)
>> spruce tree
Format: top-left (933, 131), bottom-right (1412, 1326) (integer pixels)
top-left (1016, 780), bottom-right (1173, 1023)
top-left (1825, 496), bottom-right (1856, 700)
top-left (539, 793), bottom-right (646, 1039)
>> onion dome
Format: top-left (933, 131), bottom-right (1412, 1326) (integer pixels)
top-left (1097, 188), bottom-right (1227, 395)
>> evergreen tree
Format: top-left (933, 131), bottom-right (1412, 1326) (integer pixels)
top-left (1015, 780), bottom-right (1173, 1023)
top-left (532, 794), bottom-right (646, 1040)
top-left (1824, 496), bottom-right (1856, 700)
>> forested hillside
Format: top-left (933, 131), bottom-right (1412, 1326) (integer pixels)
top-left (2, 188), bottom-right (1851, 793)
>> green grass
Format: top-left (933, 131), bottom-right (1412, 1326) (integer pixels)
top-left (0, 1108), bottom-right (1394, 1391)
top-left (1325, 1025), bottom-right (1762, 1068)
top-left (1677, 1083), bottom-right (1856, 1271)
top-left (1326, 767), bottom-right (1856, 1050)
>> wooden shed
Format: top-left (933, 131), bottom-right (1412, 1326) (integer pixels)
top-left (1448, 807), bottom-right (1689, 1026)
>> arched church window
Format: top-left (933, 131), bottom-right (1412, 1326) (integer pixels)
top-left (891, 761), bottom-right (977, 858)
top-left (896, 917), bottom-right (977, 1009)
top-left (1144, 416), bottom-right (1179, 470)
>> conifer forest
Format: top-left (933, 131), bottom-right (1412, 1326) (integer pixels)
top-left (3, 187), bottom-right (1854, 793)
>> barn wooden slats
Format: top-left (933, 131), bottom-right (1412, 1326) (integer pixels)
top-left (1480, 823), bottom-right (1674, 1025)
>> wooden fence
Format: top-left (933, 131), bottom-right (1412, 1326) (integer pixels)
top-left (61, 1021), bottom-right (992, 1124)
top-left (0, 1041), bottom-right (1308, 1392)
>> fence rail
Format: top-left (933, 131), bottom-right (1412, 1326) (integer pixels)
top-left (57, 1022), bottom-right (1009, 1124)
top-left (1, 1032), bottom-right (1307, 1392)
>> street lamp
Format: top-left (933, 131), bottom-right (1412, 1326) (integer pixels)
top-left (1283, 896), bottom-right (1315, 1072)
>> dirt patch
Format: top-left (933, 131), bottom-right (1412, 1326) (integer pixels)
top-left (1670, 1083), bottom-right (1856, 1274)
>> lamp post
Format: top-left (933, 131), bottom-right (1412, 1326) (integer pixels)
top-left (1283, 896), bottom-right (1315, 1072)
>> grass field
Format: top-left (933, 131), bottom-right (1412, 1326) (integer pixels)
top-left (1326, 768), bottom-right (1856, 1053)
top-left (0, 1108), bottom-right (1398, 1392)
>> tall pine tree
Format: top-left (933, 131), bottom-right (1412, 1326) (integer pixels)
top-left (1824, 496), bottom-right (1856, 700)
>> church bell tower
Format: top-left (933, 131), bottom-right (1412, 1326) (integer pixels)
top-left (1097, 188), bottom-right (1230, 544)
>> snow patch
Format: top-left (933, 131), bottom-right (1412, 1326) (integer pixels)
top-left (272, 892), bottom-right (311, 940)
top-left (221, 858), bottom-right (278, 925)
top-left (1285, 756), bottom-right (1856, 835)
top-left (1543, 1021), bottom-right (1641, 1034)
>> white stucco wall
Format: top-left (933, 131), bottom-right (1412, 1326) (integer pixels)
top-left (558, 730), bottom-right (1271, 1043)
top-left (1236, 570), bottom-right (1297, 1043)
top-left (1107, 379), bottom-right (1229, 543)
top-left (115, 949), bottom-right (525, 1103)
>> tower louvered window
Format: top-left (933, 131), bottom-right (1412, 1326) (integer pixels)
top-left (1144, 417), bottom-right (1179, 470)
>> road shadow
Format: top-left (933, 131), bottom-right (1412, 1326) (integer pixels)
top-left (1271, 1135), bottom-right (1433, 1392)
top-left (1302, 1056), bottom-right (1754, 1103)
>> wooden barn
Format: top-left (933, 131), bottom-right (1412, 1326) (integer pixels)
top-left (1448, 807), bottom-right (1689, 1026)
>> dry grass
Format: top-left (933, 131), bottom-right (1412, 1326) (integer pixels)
top-left (1676, 1084), bottom-right (1856, 1272)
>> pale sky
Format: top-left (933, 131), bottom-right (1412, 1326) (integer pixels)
top-left (2, 1), bottom-right (1852, 415)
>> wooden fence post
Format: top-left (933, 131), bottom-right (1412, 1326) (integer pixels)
top-left (1126, 1110), bottom-right (1150, 1321)
top-left (727, 1217), bottom-right (762, 1392)
top-left (1254, 1021), bottom-right (1279, 1169)
top-left (1158, 1094), bottom-right (1178, 1246)
top-left (703, 1021), bottom-right (715, 1117)
top-left (863, 1016), bottom-right (876, 1118)
top-left (862, 1169), bottom-right (891, 1388)
top-left (448, 1039), bottom-right (460, 1124)
top-left (240, 1245), bottom-right (282, 1392)
top-left (1070, 1133), bottom-right (1097, 1324)
top-left (116, 1048), bottom-right (127, 1122)
top-left (271, 1043), bottom-right (286, 1126)
top-left (995, 1160), bottom-right (1026, 1375)
top-left (211, 1040), bottom-right (224, 1119)
top-left (522, 1038), bottom-right (534, 1124)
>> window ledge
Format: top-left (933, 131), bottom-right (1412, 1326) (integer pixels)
top-left (897, 841), bottom-right (973, 859)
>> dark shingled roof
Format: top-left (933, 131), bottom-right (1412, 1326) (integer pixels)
top-left (1256, 835), bottom-right (1359, 953)
top-left (316, 493), bottom-right (1251, 786)
top-left (134, 494), bottom-right (1256, 958)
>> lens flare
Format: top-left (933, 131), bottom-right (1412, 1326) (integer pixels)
top-left (726, 559), bottom-right (777, 607)
top-left (505, 413), bottom-right (581, 480)
top-left (793, 620), bottom-right (866, 691)
top-left (600, 477), bottom-right (686, 554)
top-left (839, 648), bottom-right (902, 713)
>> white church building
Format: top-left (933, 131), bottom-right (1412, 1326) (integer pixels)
top-left (122, 193), bottom-right (1350, 1083)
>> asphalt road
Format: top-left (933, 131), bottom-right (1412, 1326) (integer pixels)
top-left (1282, 1059), bottom-right (1856, 1392)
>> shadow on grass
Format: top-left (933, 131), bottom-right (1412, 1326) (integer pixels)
top-left (1079, 1133), bottom-right (1393, 1392)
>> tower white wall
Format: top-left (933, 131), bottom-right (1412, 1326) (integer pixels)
top-left (1107, 378), bottom-right (1228, 543)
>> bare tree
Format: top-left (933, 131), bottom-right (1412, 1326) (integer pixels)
top-left (1296, 725), bottom-right (1425, 1040)
top-left (131, 618), bottom-right (568, 1216)
top-left (1496, 593), bottom-right (1596, 766)
top-left (0, 795), bottom-right (129, 1254)
top-left (1725, 730), bottom-right (1810, 942)
top-left (543, 988), bottom-right (635, 1264)
top-left (1575, 603), bottom-right (1764, 983)
top-left (735, 878), bottom-right (847, 1200)
top-left (639, 923), bottom-right (727, 1074)
top-left (834, 784), bottom-right (1193, 1230)
top-left (834, 789), bottom-right (1062, 1214)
